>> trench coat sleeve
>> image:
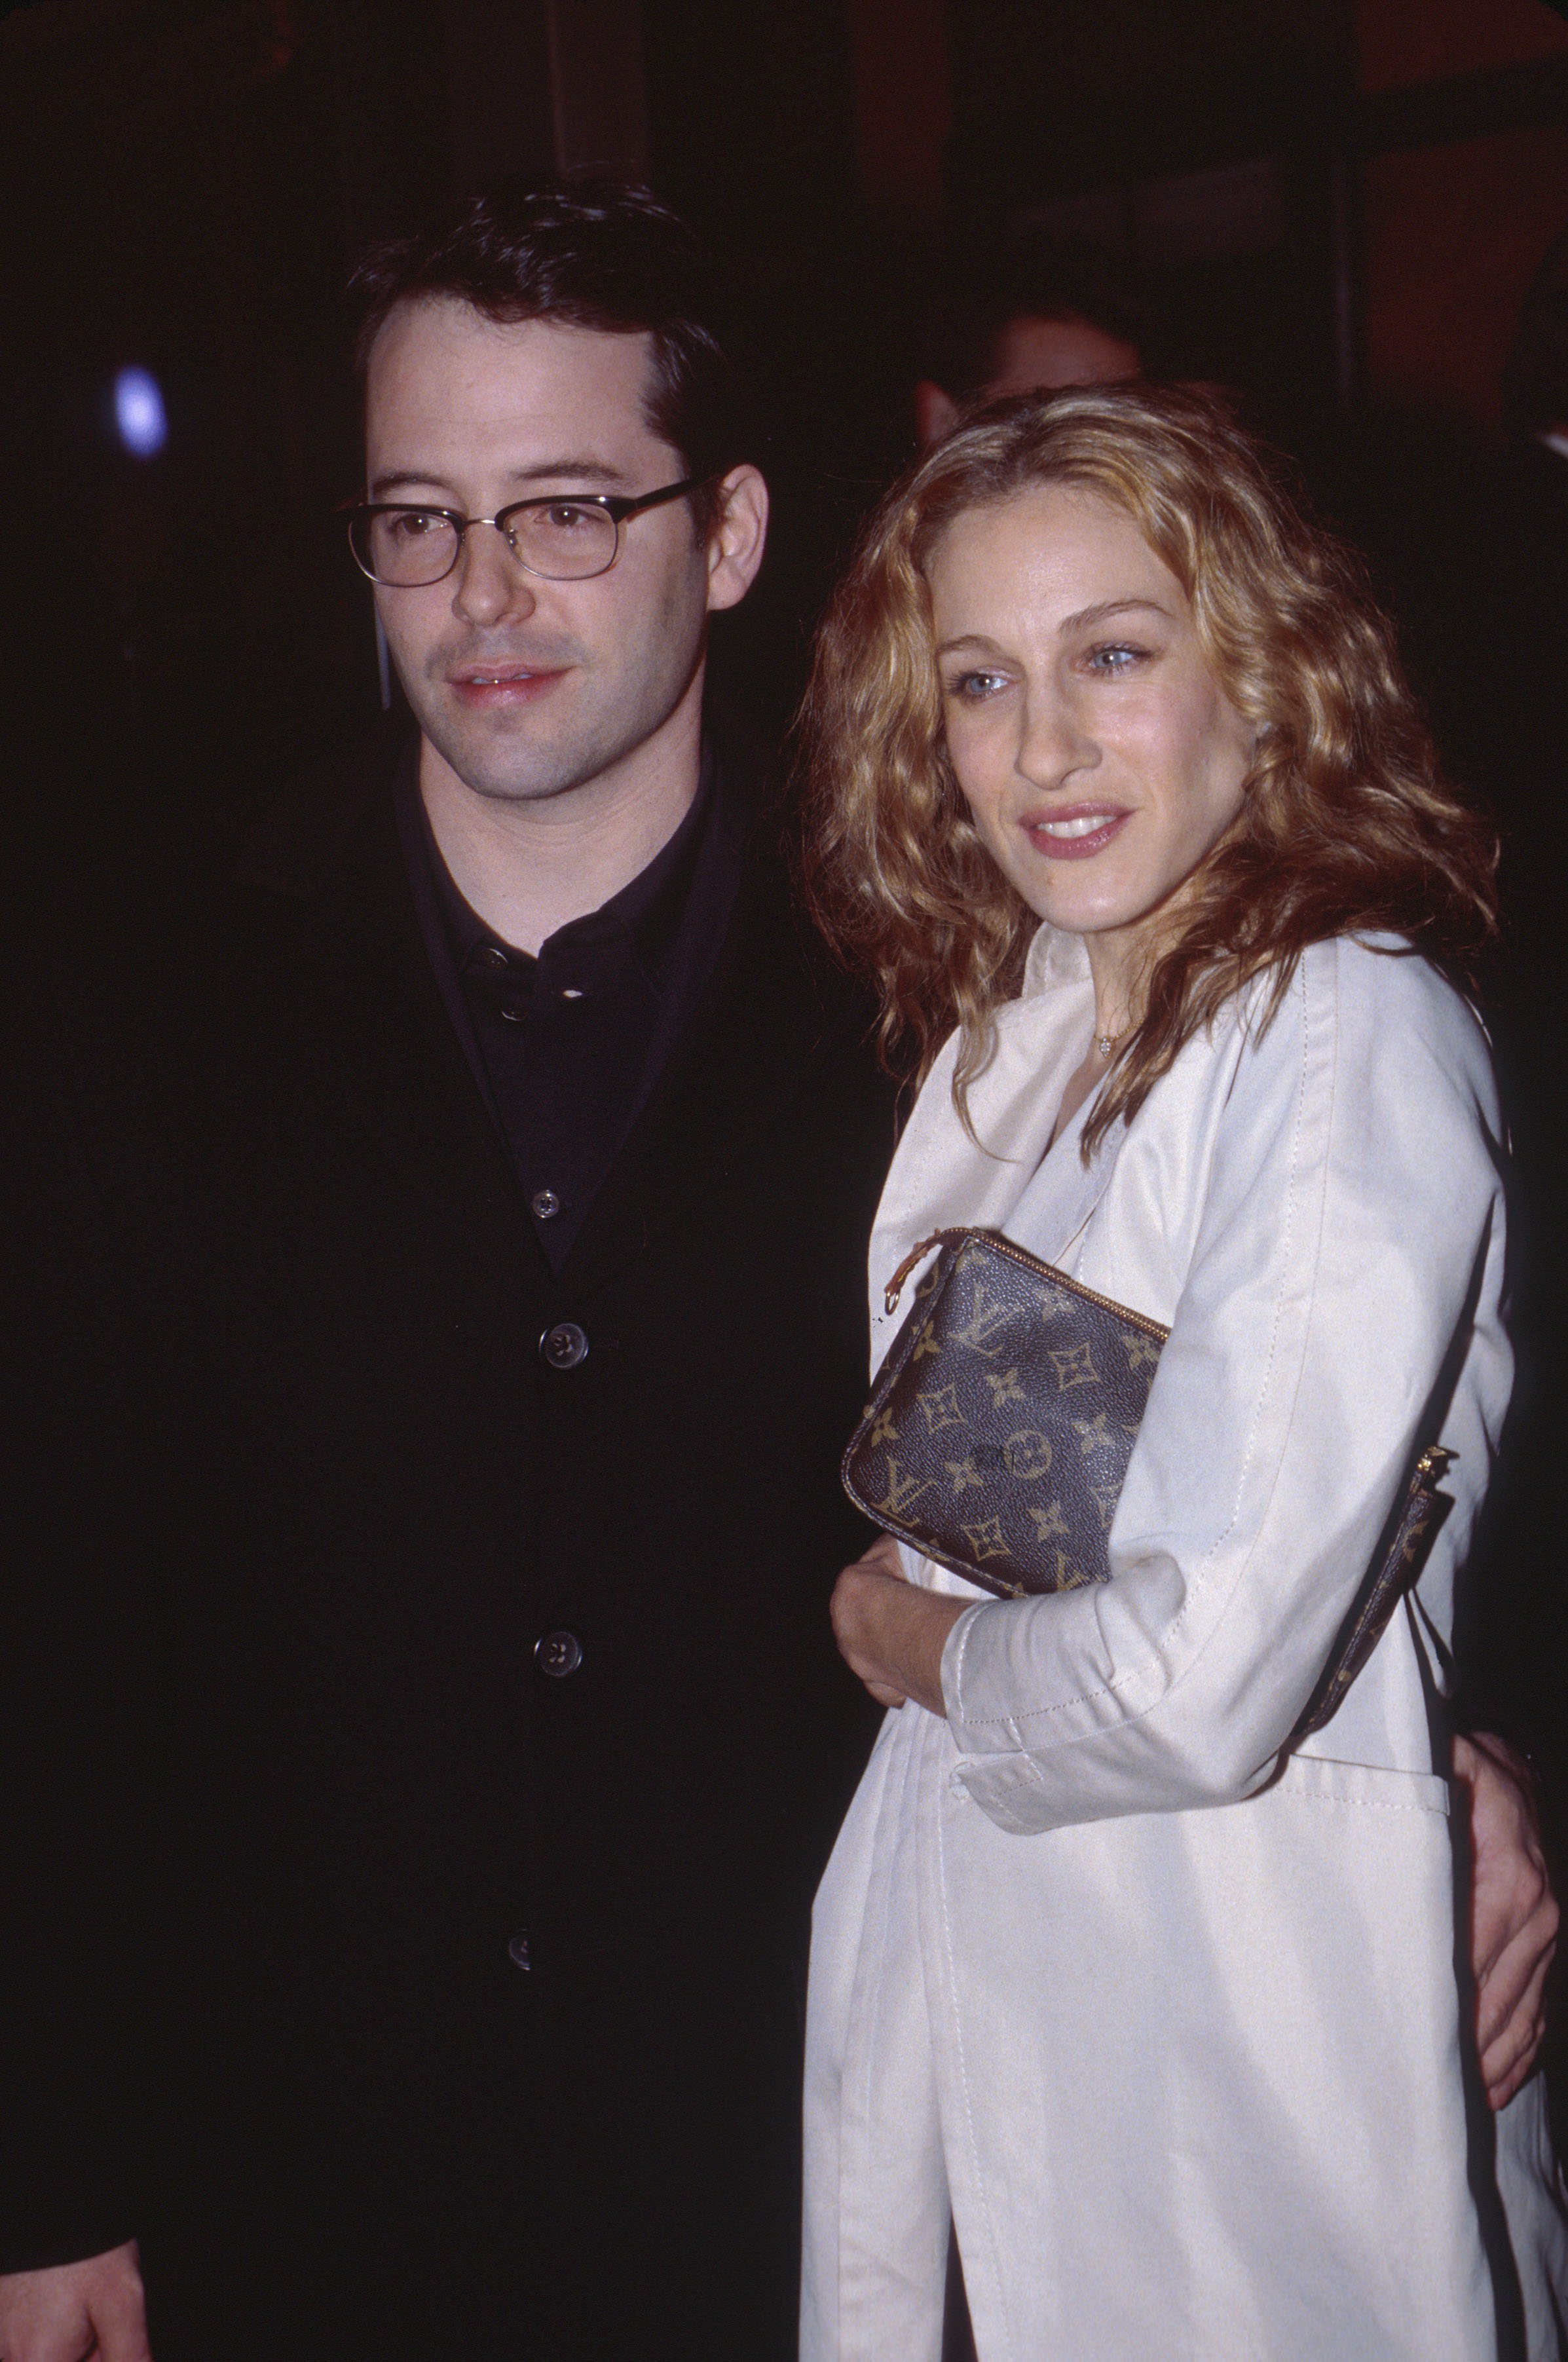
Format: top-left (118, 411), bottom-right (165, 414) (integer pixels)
top-left (941, 938), bottom-right (1509, 1835)
top-left (0, 966), bottom-right (157, 2268)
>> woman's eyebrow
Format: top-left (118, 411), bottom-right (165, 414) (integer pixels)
top-left (934, 633), bottom-right (1006, 658)
top-left (1058, 596), bottom-right (1172, 635)
top-left (935, 598), bottom-right (1175, 660)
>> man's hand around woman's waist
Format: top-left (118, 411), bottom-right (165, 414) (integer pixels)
top-left (0, 2241), bottom-right (149, 2362)
top-left (1455, 1731), bottom-right (1558, 2109)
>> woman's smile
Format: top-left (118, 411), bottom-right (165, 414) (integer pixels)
top-left (1022, 802), bottom-right (1132, 857)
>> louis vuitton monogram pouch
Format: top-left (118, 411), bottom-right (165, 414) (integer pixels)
top-left (840, 1226), bottom-right (1450, 1741)
top-left (842, 1228), bottom-right (1167, 1600)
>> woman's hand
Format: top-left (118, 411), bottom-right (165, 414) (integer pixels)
top-left (830, 1532), bottom-right (972, 1716)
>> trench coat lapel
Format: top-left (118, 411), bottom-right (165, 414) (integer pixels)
top-left (1009, 1089), bottom-right (1127, 1266)
top-left (868, 923), bottom-right (1121, 1316)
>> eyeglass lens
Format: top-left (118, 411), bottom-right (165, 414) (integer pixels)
top-left (353, 500), bottom-right (622, 586)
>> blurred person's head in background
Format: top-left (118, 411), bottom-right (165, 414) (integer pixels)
top-left (1503, 222), bottom-right (1568, 455)
top-left (914, 225), bottom-right (1145, 447)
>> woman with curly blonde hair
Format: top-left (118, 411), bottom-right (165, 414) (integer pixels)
top-left (798, 383), bottom-right (1567, 2360)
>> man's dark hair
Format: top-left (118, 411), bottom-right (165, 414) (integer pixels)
top-left (348, 175), bottom-right (749, 535)
top-left (925, 223), bottom-right (1146, 399)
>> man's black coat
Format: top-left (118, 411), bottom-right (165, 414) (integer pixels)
top-left (0, 724), bottom-right (896, 2359)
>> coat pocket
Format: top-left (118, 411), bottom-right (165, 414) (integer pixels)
top-left (1274, 1750), bottom-right (1451, 1817)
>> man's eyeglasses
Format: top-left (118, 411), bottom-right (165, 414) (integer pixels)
top-left (342, 477), bottom-right (706, 589)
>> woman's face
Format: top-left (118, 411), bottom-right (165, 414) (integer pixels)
top-left (927, 483), bottom-right (1254, 952)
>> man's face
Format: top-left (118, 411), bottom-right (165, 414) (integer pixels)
top-left (364, 298), bottom-right (719, 806)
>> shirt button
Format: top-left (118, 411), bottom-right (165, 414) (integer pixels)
top-left (477, 945), bottom-right (510, 972)
top-left (535, 1630), bottom-right (584, 1679)
top-left (540, 1321), bottom-right (588, 1370)
top-left (507, 1931), bottom-right (532, 1971)
top-left (500, 1002), bottom-right (529, 1024)
top-left (531, 1188), bottom-right (561, 1222)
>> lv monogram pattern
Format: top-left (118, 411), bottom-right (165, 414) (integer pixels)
top-left (842, 1232), bottom-right (1168, 1601)
top-left (842, 1228), bottom-right (1449, 1742)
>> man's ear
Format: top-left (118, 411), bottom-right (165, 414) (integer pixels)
top-left (705, 465), bottom-right (769, 612)
top-left (914, 380), bottom-right (962, 449)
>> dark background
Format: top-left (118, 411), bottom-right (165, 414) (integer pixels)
top-left (10, 0), bottom-right (1568, 834)
top-left (4, 0), bottom-right (1567, 2092)
top-left (5, 0), bottom-right (1568, 846)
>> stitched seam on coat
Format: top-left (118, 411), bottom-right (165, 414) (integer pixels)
top-left (1273, 1792), bottom-right (1448, 1815)
top-left (954, 962), bottom-right (1326, 1737)
top-left (948, 1757), bottom-right (1447, 1815)
top-left (1153, 955), bottom-right (1322, 1647)
top-left (935, 1738), bottom-right (1017, 2362)
top-left (839, 1723), bottom-right (912, 2337)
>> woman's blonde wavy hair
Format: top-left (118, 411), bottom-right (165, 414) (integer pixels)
top-left (798, 380), bottom-right (1499, 1155)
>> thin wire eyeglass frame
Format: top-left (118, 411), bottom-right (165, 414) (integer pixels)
top-left (341, 476), bottom-right (710, 588)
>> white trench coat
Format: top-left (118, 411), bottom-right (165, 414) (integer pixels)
top-left (802, 928), bottom-right (1568, 2362)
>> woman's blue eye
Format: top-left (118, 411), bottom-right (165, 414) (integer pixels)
top-left (1087, 643), bottom-right (1144, 673)
top-left (949, 671), bottom-right (1007, 700)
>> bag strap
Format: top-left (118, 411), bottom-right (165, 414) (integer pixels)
top-left (882, 1229), bottom-right (970, 1317)
top-left (1290, 1444), bottom-right (1453, 1740)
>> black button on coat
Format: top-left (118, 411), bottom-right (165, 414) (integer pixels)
top-left (0, 726), bottom-right (897, 2361)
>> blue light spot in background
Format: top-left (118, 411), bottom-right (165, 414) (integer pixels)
top-left (113, 366), bottom-right (168, 458)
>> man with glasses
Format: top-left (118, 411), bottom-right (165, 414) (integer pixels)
top-left (0, 178), bottom-right (893, 2361)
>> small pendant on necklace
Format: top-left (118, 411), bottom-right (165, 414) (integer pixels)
top-left (1095, 1034), bottom-right (1116, 1059)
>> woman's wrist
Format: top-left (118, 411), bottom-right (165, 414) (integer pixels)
top-left (886, 1585), bottom-right (969, 1716)
top-left (830, 1547), bottom-right (971, 1716)
top-left (853, 1571), bottom-right (968, 1714)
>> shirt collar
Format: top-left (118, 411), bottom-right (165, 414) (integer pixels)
top-left (394, 736), bottom-right (719, 990)
top-left (1022, 920), bottom-right (1092, 998)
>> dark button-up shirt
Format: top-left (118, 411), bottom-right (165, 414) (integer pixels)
top-left (395, 736), bottom-right (741, 1267)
